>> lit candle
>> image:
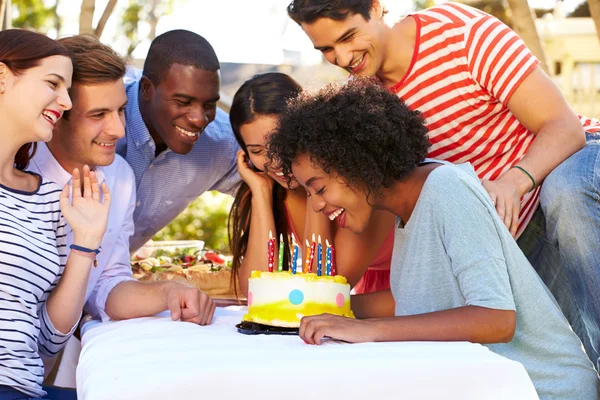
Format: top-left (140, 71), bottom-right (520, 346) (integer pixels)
top-left (317, 235), bottom-right (322, 276)
top-left (308, 234), bottom-right (316, 273)
top-left (278, 233), bottom-right (284, 272)
top-left (268, 230), bottom-right (274, 273)
top-left (331, 243), bottom-right (336, 276)
top-left (291, 233), bottom-right (298, 274)
top-left (326, 239), bottom-right (332, 276)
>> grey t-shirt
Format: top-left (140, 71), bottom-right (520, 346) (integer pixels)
top-left (390, 162), bottom-right (599, 399)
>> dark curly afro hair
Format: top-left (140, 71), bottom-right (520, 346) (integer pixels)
top-left (267, 78), bottom-right (431, 198)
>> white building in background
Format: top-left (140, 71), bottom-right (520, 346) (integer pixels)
top-left (535, 10), bottom-right (600, 117)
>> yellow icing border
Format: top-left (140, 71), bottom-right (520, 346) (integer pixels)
top-left (250, 270), bottom-right (347, 284)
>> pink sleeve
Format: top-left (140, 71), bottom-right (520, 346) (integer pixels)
top-left (465, 13), bottom-right (540, 105)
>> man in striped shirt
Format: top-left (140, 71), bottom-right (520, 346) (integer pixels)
top-left (288, 0), bottom-right (600, 368)
top-left (30, 36), bottom-right (216, 329)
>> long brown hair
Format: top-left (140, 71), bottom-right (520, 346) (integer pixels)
top-left (0, 29), bottom-right (69, 170)
top-left (228, 73), bottom-right (303, 295)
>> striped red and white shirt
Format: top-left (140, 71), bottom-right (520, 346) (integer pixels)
top-left (389, 2), bottom-right (600, 237)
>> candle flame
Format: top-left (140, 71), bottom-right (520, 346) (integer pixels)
top-left (326, 239), bottom-right (330, 247)
top-left (318, 234), bottom-right (322, 243)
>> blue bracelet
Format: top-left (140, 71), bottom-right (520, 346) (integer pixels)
top-left (70, 244), bottom-right (101, 254)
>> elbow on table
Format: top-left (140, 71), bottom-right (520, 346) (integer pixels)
top-left (490, 310), bottom-right (517, 344)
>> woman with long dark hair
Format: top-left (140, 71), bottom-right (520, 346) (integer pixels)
top-left (228, 72), bottom-right (395, 297)
top-left (0, 29), bottom-right (110, 399)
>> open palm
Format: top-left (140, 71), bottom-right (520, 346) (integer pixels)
top-left (60, 165), bottom-right (111, 249)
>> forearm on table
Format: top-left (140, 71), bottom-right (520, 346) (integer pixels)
top-left (368, 306), bottom-right (516, 344)
top-left (46, 252), bottom-right (93, 334)
top-left (105, 280), bottom-right (176, 320)
top-left (351, 290), bottom-right (395, 319)
top-left (238, 194), bottom-right (277, 296)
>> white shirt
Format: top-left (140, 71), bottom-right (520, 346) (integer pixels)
top-left (29, 143), bottom-right (136, 321)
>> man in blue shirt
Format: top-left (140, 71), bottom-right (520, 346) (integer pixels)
top-left (117, 30), bottom-right (240, 252)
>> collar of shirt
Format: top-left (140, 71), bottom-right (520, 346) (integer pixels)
top-left (125, 69), bottom-right (163, 154)
top-left (32, 142), bottom-right (107, 188)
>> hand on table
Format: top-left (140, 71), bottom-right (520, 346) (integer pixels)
top-left (299, 313), bottom-right (376, 345)
top-left (481, 178), bottom-right (522, 237)
top-left (60, 165), bottom-right (111, 249)
top-left (165, 282), bottom-right (216, 325)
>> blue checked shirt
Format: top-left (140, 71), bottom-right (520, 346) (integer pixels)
top-left (119, 69), bottom-right (241, 252)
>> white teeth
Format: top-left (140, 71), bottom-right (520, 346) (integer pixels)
top-left (328, 208), bottom-right (344, 221)
top-left (93, 141), bottom-right (115, 147)
top-left (175, 126), bottom-right (200, 138)
top-left (275, 172), bottom-right (284, 176)
top-left (349, 55), bottom-right (364, 69)
top-left (42, 111), bottom-right (58, 123)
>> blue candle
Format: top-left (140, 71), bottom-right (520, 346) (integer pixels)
top-left (317, 235), bottom-right (322, 276)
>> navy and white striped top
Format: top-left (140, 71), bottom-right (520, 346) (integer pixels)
top-left (0, 173), bottom-right (76, 398)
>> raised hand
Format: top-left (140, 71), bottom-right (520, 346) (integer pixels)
top-left (60, 165), bottom-right (111, 250)
top-left (236, 150), bottom-right (274, 195)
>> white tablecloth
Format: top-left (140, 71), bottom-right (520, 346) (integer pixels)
top-left (77, 307), bottom-right (538, 400)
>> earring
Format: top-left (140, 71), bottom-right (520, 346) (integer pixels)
top-left (0, 79), bottom-right (5, 93)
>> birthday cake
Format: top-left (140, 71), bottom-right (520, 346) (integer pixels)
top-left (242, 271), bottom-right (354, 328)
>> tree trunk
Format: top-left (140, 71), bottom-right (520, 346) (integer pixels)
top-left (507, 0), bottom-right (549, 74)
top-left (148, 0), bottom-right (160, 40)
top-left (589, 0), bottom-right (600, 45)
top-left (79, 0), bottom-right (95, 35)
top-left (54, 0), bottom-right (61, 35)
top-left (0, 0), bottom-right (5, 31)
top-left (94, 0), bottom-right (118, 38)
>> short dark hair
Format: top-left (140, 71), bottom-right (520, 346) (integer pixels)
top-left (267, 79), bottom-right (431, 198)
top-left (143, 29), bottom-right (220, 86)
top-left (0, 29), bottom-right (69, 171)
top-left (287, 0), bottom-right (379, 24)
top-left (58, 35), bottom-right (126, 85)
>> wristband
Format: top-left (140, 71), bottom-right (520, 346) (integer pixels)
top-left (69, 244), bottom-right (101, 267)
top-left (70, 244), bottom-right (101, 254)
top-left (511, 166), bottom-right (536, 192)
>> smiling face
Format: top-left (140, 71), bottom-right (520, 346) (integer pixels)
top-left (141, 64), bottom-right (220, 154)
top-left (291, 153), bottom-right (373, 233)
top-left (50, 79), bottom-right (127, 170)
top-left (301, 7), bottom-right (386, 77)
top-left (239, 114), bottom-right (297, 189)
top-left (0, 55), bottom-right (73, 144)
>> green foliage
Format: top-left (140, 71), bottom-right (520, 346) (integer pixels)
top-left (12, 0), bottom-right (56, 32)
top-left (152, 191), bottom-right (234, 253)
top-left (122, 1), bottom-right (144, 57)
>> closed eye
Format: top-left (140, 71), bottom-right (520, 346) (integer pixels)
top-left (47, 80), bottom-right (58, 88)
top-left (315, 186), bottom-right (325, 196)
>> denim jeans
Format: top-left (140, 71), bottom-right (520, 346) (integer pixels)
top-left (518, 131), bottom-right (600, 370)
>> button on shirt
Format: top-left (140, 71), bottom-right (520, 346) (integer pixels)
top-left (119, 68), bottom-right (241, 252)
top-left (29, 143), bottom-right (136, 322)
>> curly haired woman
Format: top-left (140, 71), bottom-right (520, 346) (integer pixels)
top-left (267, 79), bottom-right (599, 399)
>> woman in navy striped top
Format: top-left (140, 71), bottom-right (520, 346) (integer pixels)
top-left (0, 30), bottom-right (111, 399)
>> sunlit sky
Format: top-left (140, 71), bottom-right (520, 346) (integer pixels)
top-left (46, 0), bottom-right (586, 65)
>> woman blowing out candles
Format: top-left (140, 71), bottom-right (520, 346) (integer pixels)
top-left (228, 73), bottom-right (395, 297)
top-left (266, 79), bottom-right (598, 399)
top-left (0, 29), bottom-right (110, 399)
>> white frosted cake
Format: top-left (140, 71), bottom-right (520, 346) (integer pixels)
top-left (242, 271), bottom-right (354, 327)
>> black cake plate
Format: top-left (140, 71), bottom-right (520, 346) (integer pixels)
top-left (236, 321), bottom-right (299, 336)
